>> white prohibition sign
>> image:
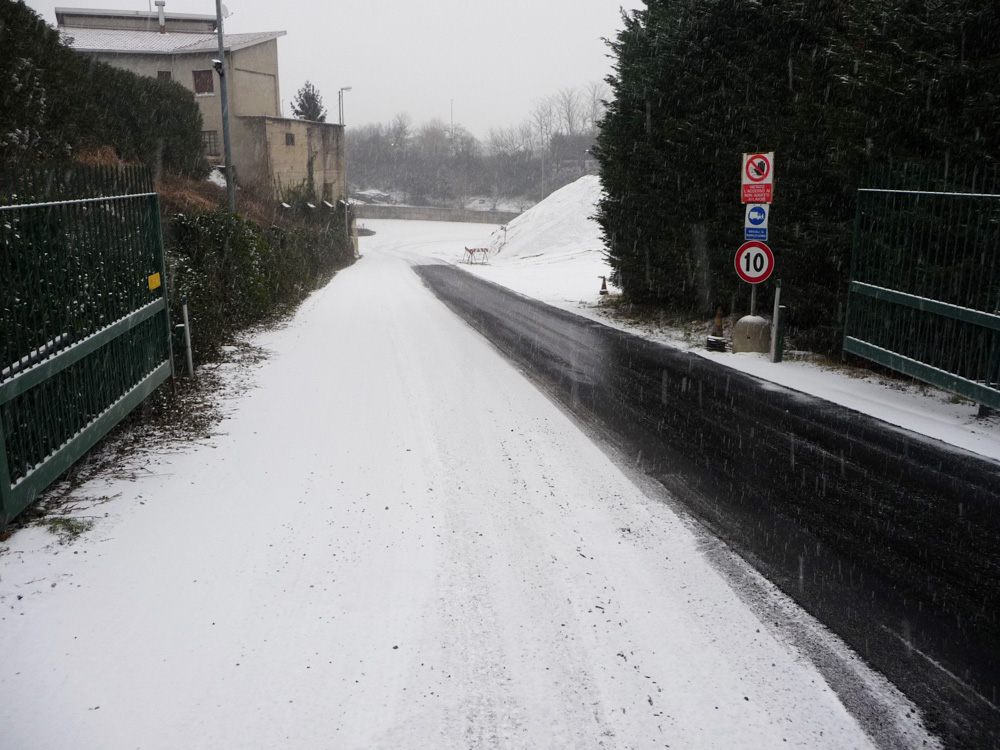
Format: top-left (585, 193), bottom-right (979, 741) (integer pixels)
top-left (734, 240), bottom-right (774, 284)
top-left (744, 153), bottom-right (771, 183)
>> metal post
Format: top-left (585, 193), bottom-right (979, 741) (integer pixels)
top-left (750, 283), bottom-right (757, 317)
top-left (215, 0), bottom-right (235, 213)
top-left (181, 296), bottom-right (195, 379)
top-left (774, 305), bottom-right (788, 363)
top-left (339, 87), bottom-right (352, 253)
top-left (0, 410), bottom-right (15, 535)
top-left (151, 193), bottom-right (176, 384)
top-left (770, 279), bottom-right (782, 362)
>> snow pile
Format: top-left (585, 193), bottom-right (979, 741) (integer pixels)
top-left (206, 168), bottom-right (227, 188)
top-left (486, 175), bottom-right (603, 260)
top-left (463, 175), bottom-right (613, 303)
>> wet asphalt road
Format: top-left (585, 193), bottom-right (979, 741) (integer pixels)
top-left (416, 264), bottom-right (1000, 750)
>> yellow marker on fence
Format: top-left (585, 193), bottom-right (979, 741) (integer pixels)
top-left (148, 272), bottom-right (161, 291)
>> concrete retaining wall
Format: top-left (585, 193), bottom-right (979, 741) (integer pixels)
top-left (353, 204), bottom-right (520, 225)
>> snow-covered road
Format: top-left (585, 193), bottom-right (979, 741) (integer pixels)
top-left (0, 222), bottom-right (930, 749)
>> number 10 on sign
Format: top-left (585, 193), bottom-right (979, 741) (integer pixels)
top-left (734, 241), bottom-right (774, 284)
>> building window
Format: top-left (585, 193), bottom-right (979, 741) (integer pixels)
top-left (285, 132), bottom-right (295, 146)
top-left (193, 70), bottom-right (214, 95)
top-left (202, 130), bottom-right (220, 156)
top-left (157, 70), bottom-right (171, 82)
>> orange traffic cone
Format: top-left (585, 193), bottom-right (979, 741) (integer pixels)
top-left (599, 276), bottom-right (609, 295)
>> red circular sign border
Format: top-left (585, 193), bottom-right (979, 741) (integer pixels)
top-left (744, 153), bottom-right (771, 183)
top-left (734, 240), bottom-right (775, 284)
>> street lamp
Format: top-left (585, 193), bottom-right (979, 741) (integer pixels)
top-left (338, 86), bottom-right (352, 253)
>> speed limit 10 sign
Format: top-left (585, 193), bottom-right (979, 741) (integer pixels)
top-left (734, 241), bottom-right (775, 284)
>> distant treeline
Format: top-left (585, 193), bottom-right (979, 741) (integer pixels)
top-left (595, 0), bottom-right (1000, 352)
top-left (0, 1), bottom-right (206, 176)
top-left (348, 84), bottom-right (607, 208)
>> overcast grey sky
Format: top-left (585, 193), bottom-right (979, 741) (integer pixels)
top-left (26, 0), bottom-right (644, 137)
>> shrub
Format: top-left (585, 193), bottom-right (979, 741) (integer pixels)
top-left (164, 209), bottom-right (354, 363)
top-left (0, 1), bottom-right (207, 177)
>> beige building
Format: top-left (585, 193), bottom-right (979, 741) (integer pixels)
top-left (56, 5), bottom-right (345, 201)
top-left (232, 117), bottom-right (345, 203)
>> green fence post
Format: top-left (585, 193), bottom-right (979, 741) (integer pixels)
top-left (0, 415), bottom-right (13, 531)
top-left (152, 194), bottom-right (175, 383)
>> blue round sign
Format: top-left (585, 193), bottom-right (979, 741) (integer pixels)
top-left (748, 206), bottom-right (767, 225)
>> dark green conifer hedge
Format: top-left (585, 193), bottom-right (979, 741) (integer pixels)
top-left (0, 1), bottom-right (206, 176)
top-left (165, 208), bottom-right (355, 364)
top-left (595, 0), bottom-right (1000, 352)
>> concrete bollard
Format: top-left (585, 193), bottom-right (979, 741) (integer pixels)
top-left (732, 315), bottom-right (771, 353)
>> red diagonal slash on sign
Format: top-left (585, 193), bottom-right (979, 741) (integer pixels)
top-left (742, 152), bottom-right (773, 203)
top-left (745, 154), bottom-right (770, 182)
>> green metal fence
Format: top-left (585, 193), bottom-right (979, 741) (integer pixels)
top-left (844, 165), bottom-right (1000, 410)
top-left (0, 166), bottom-right (173, 528)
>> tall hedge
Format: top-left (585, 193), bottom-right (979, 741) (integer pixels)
top-left (0, 1), bottom-right (206, 176)
top-left (165, 209), bottom-right (354, 363)
top-left (595, 0), bottom-right (1000, 352)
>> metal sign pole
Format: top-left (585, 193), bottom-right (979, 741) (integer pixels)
top-left (770, 279), bottom-right (782, 361)
top-left (182, 296), bottom-right (195, 379)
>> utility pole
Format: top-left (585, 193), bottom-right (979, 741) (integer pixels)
top-left (215, 0), bottom-right (235, 213)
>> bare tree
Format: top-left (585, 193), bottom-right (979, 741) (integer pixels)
top-left (583, 80), bottom-right (609, 135)
top-left (530, 97), bottom-right (556, 151)
top-left (343, 80), bottom-right (602, 207)
top-left (448, 123), bottom-right (482, 206)
top-left (516, 121), bottom-right (536, 151)
top-left (417, 119), bottom-right (450, 161)
top-left (486, 124), bottom-right (536, 205)
top-left (348, 122), bottom-right (390, 188)
top-left (530, 97), bottom-right (557, 183)
top-left (450, 125), bottom-right (481, 161)
top-left (555, 87), bottom-right (583, 136)
top-left (389, 112), bottom-right (412, 148)
top-left (487, 125), bottom-right (531, 158)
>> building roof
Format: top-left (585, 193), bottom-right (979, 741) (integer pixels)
top-left (55, 7), bottom-right (217, 23)
top-left (237, 115), bottom-right (344, 128)
top-left (59, 26), bottom-right (286, 55)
